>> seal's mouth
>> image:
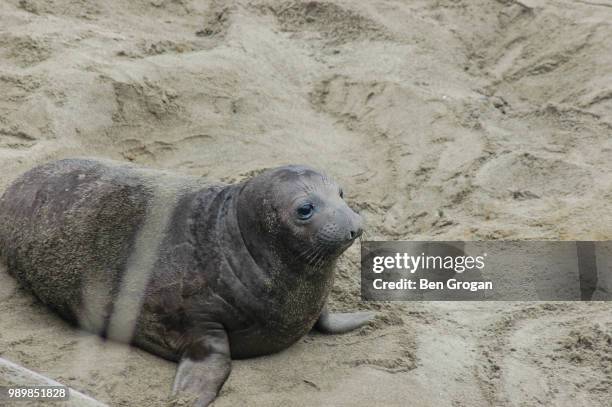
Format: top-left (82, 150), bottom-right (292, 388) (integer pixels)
top-left (349, 227), bottom-right (363, 241)
top-left (328, 235), bottom-right (359, 257)
top-left (298, 225), bottom-right (363, 269)
top-left (341, 226), bottom-right (364, 249)
top-left (342, 236), bottom-right (358, 248)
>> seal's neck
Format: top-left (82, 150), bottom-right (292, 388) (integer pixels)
top-left (229, 182), bottom-right (295, 281)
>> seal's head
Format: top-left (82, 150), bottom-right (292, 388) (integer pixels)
top-left (236, 165), bottom-right (363, 270)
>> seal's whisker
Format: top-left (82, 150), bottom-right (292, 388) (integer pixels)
top-left (299, 245), bottom-right (317, 260)
top-left (308, 246), bottom-right (324, 268)
top-left (305, 250), bottom-right (320, 265)
top-left (309, 246), bottom-right (325, 266)
top-left (311, 252), bottom-right (322, 270)
top-left (300, 244), bottom-right (325, 267)
top-left (314, 256), bottom-right (325, 271)
top-left (295, 179), bottom-right (316, 194)
top-left (313, 246), bottom-right (330, 270)
top-left (300, 243), bottom-right (323, 263)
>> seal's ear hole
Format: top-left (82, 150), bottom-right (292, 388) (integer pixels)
top-left (339, 189), bottom-right (344, 199)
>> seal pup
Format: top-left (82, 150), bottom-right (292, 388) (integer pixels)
top-left (0, 158), bottom-right (373, 406)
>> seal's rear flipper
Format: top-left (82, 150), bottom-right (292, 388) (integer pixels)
top-left (172, 326), bottom-right (231, 407)
top-left (314, 304), bottom-right (375, 334)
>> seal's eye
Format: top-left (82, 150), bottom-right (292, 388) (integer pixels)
top-left (296, 203), bottom-right (314, 220)
top-left (339, 189), bottom-right (344, 199)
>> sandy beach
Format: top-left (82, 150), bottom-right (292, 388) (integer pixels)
top-left (0, 0), bottom-right (611, 405)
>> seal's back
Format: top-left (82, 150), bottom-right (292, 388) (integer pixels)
top-left (0, 158), bottom-right (202, 338)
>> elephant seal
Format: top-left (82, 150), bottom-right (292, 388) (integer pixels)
top-left (0, 158), bottom-right (373, 406)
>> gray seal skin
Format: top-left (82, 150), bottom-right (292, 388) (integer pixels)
top-left (0, 158), bottom-right (373, 406)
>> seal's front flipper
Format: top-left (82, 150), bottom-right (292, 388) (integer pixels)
top-left (314, 304), bottom-right (375, 334)
top-left (172, 326), bottom-right (231, 407)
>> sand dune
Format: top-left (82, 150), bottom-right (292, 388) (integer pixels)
top-left (1, 0), bottom-right (611, 405)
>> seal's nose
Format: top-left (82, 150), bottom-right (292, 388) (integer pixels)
top-left (349, 226), bottom-right (363, 240)
top-left (347, 211), bottom-right (364, 241)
